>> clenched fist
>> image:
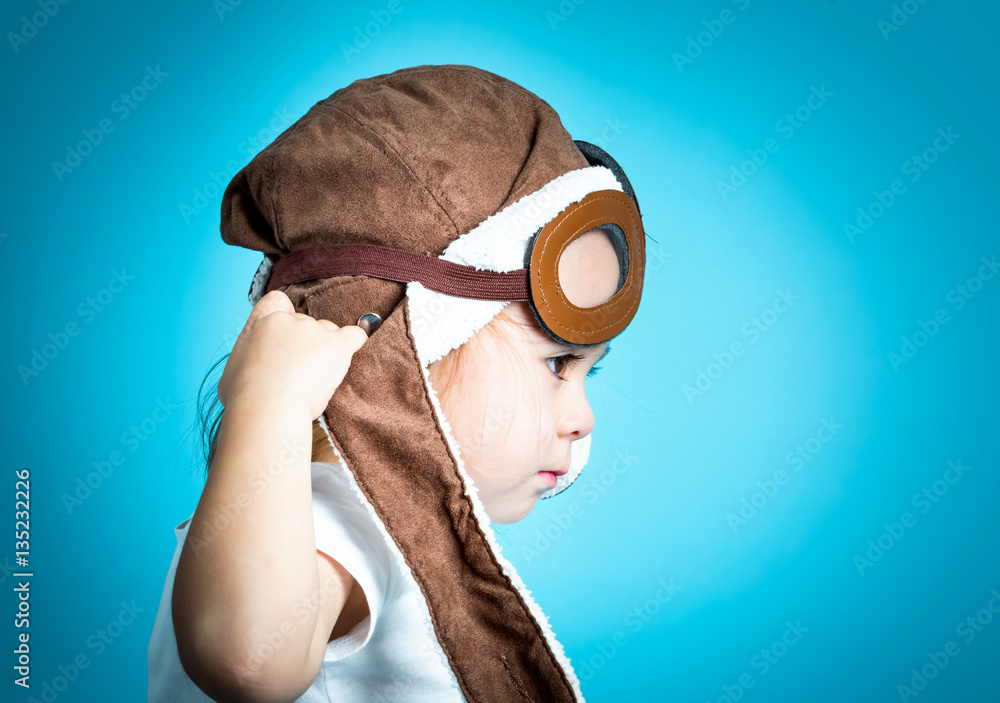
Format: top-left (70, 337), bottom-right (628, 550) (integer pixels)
top-left (218, 290), bottom-right (369, 421)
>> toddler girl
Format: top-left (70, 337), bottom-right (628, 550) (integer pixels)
top-left (147, 63), bottom-right (647, 703)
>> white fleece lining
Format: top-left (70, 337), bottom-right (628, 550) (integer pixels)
top-left (441, 166), bottom-right (621, 269)
top-left (541, 431), bottom-right (591, 500)
top-left (248, 255), bottom-right (274, 307)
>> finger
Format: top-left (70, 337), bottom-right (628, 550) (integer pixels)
top-left (339, 325), bottom-right (369, 354)
top-left (241, 290), bottom-right (294, 336)
top-left (257, 289), bottom-right (295, 317)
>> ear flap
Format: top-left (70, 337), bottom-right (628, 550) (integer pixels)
top-left (308, 278), bottom-right (585, 702)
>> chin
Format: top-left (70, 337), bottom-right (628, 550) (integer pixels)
top-left (487, 499), bottom-right (537, 525)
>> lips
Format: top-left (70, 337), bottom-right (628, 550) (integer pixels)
top-left (536, 471), bottom-right (559, 488)
top-left (535, 466), bottom-right (567, 488)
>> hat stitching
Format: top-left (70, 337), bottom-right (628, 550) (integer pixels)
top-left (265, 148), bottom-right (284, 251)
top-left (533, 193), bottom-right (642, 335)
top-left (328, 102), bottom-right (460, 244)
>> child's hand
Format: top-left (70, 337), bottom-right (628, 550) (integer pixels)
top-left (218, 289), bottom-right (370, 420)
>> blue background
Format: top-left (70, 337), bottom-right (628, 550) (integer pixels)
top-left (3, 0), bottom-right (998, 701)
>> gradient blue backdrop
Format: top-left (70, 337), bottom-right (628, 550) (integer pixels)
top-left (4, 1), bottom-right (998, 701)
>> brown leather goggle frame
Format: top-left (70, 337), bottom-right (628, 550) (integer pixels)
top-left (265, 188), bottom-right (645, 346)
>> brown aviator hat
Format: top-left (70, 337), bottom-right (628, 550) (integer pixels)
top-left (220, 64), bottom-right (646, 702)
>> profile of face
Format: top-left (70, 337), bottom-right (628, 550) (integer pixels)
top-left (311, 227), bottom-right (622, 523)
top-left (430, 227), bottom-right (619, 523)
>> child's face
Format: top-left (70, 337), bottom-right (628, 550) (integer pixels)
top-left (432, 301), bottom-right (610, 524)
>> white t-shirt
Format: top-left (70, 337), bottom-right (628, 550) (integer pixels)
top-left (147, 461), bottom-right (467, 702)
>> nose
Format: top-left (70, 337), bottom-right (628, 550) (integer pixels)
top-left (558, 384), bottom-right (595, 440)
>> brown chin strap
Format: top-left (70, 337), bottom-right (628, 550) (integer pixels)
top-left (267, 243), bottom-right (532, 301)
top-left (292, 275), bottom-right (582, 702)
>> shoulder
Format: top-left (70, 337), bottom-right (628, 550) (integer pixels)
top-left (310, 461), bottom-right (390, 553)
top-left (309, 462), bottom-right (395, 657)
top-left (310, 462), bottom-right (389, 544)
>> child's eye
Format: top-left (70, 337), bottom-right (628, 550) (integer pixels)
top-left (546, 355), bottom-right (571, 378)
top-left (546, 353), bottom-right (584, 379)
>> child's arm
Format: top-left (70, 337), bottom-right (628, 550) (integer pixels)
top-left (171, 291), bottom-right (367, 703)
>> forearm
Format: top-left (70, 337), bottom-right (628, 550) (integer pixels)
top-left (172, 392), bottom-right (340, 698)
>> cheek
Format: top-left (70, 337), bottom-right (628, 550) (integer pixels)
top-left (478, 363), bottom-right (537, 435)
top-left (501, 396), bottom-right (553, 455)
top-left (441, 379), bottom-right (515, 453)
